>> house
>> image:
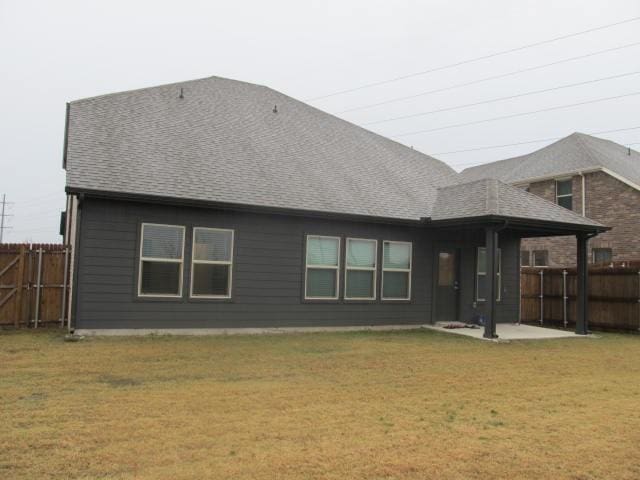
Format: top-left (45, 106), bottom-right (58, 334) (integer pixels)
top-left (62, 76), bottom-right (606, 338)
top-left (459, 133), bottom-right (640, 267)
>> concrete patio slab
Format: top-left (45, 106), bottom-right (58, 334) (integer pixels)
top-left (424, 323), bottom-right (593, 341)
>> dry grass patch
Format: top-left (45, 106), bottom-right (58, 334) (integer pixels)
top-left (2, 328), bottom-right (640, 479)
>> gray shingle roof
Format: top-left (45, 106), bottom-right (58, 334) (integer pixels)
top-left (65, 76), bottom-right (458, 220)
top-left (64, 76), bottom-right (604, 229)
top-left (432, 178), bottom-right (604, 227)
top-left (459, 132), bottom-right (640, 187)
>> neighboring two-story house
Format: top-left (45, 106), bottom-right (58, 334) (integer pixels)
top-left (459, 133), bottom-right (640, 267)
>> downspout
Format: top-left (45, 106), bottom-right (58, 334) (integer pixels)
top-left (578, 172), bottom-right (586, 217)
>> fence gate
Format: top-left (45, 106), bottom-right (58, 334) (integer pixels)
top-left (0, 244), bottom-right (70, 328)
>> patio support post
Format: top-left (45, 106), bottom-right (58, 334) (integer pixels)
top-left (575, 233), bottom-right (589, 335)
top-left (484, 227), bottom-right (499, 339)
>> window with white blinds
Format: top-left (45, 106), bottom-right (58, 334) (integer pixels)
top-left (190, 227), bottom-right (234, 298)
top-left (381, 241), bottom-right (412, 300)
top-left (345, 238), bottom-right (377, 300)
top-left (476, 247), bottom-right (502, 302)
top-left (305, 236), bottom-right (340, 299)
top-left (138, 223), bottom-right (185, 297)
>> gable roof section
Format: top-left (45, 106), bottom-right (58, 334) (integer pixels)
top-left (64, 76), bottom-right (458, 221)
top-left (431, 178), bottom-right (604, 228)
top-left (458, 133), bottom-right (640, 189)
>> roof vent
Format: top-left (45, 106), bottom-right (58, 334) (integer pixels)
top-left (628, 147), bottom-right (631, 156)
top-left (179, 87), bottom-right (184, 99)
top-left (273, 105), bottom-right (278, 114)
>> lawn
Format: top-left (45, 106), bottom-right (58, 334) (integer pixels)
top-left (2, 329), bottom-right (640, 479)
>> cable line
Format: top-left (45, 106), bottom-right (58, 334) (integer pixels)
top-left (336, 41), bottom-right (640, 114)
top-left (306, 16), bottom-right (640, 101)
top-left (392, 91), bottom-right (640, 138)
top-left (362, 71), bottom-right (640, 126)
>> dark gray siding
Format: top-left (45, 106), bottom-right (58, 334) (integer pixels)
top-left (73, 198), bottom-right (520, 329)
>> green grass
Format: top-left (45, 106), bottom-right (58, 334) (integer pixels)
top-left (2, 328), bottom-right (640, 479)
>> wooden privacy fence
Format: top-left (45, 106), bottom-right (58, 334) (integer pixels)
top-left (0, 244), bottom-right (70, 328)
top-left (521, 262), bottom-right (640, 331)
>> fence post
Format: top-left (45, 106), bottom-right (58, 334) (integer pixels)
top-left (60, 246), bottom-right (69, 327)
top-left (33, 248), bottom-right (43, 328)
top-left (539, 269), bottom-right (544, 325)
top-left (562, 269), bottom-right (568, 328)
top-left (14, 245), bottom-right (26, 328)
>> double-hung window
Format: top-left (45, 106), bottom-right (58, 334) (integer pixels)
top-left (555, 179), bottom-right (573, 210)
top-left (532, 250), bottom-right (548, 267)
top-left (305, 236), bottom-right (340, 299)
top-left (592, 248), bottom-right (612, 264)
top-left (191, 227), bottom-right (234, 298)
top-left (345, 238), bottom-right (377, 300)
top-left (476, 247), bottom-right (501, 302)
top-left (382, 241), bottom-right (412, 300)
top-left (138, 223), bottom-right (185, 297)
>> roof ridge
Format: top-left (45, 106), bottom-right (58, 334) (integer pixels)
top-left (68, 75), bottom-right (266, 105)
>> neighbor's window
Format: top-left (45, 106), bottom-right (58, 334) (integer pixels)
top-left (305, 236), bottom-right (340, 299)
top-left (555, 179), bottom-right (573, 210)
top-left (345, 238), bottom-right (377, 300)
top-left (476, 247), bottom-right (502, 302)
top-left (532, 250), bottom-right (548, 267)
top-left (592, 248), bottom-right (612, 264)
top-left (520, 250), bottom-right (530, 267)
top-left (382, 241), bottom-right (412, 300)
top-left (191, 227), bottom-right (234, 298)
top-left (138, 223), bottom-right (185, 297)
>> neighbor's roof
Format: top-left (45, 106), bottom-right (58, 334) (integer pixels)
top-left (431, 178), bottom-right (604, 227)
top-left (64, 76), bottom-right (458, 221)
top-left (458, 133), bottom-right (640, 189)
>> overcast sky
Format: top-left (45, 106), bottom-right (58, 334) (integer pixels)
top-left (1, 0), bottom-right (639, 243)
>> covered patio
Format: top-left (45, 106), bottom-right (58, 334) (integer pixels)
top-left (427, 179), bottom-right (609, 339)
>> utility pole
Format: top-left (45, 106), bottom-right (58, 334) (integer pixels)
top-left (0, 194), bottom-right (12, 243)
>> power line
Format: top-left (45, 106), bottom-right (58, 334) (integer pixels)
top-left (306, 16), bottom-right (640, 101)
top-left (336, 41), bottom-right (640, 114)
top-left (393, 91), bottom-right (640, 138)
top-left (361, 71), bottom-right (640, 126)
top-left (428, 126), bottom-right (640, 157)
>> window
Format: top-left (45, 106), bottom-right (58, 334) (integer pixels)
top-left (305, 236), bottom-right (340, 299)
top-left (138, 223), bottom-right (185, 297)
top-left (592, 248), bottom-right (612, 264)
top-left (382, 241), bottom-right (412, 300)
top-left (476, 247), bottom-right (501, 302)
top-left (532, 250), bottom-right (548, 267)
top-left (520, 250), bottom-right (530, 267)
top-left (345, 238), bottom-right (377, 300)
top-left (555, 179), bottom-right (573, 210)
top-left (191, 228), bottom-right (234, 298)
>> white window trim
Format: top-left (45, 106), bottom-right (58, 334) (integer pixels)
top-left (304, 235), bottom-right (340, 300)
top-left (532, 250), bottom-right (549, 268)
top-left (592, 248), bottom-right (612, 264)
top-left (476, 247), bottom-right (502, 302)
top-left (555, 179), bottom-right (573, 207)
top-left (138, 223), bottom-right (186, 298)
top-left (381, 240), bottom-right (412, 301)
top-left (344, 238), bottom-right (377, 301)
top-left (190, 227), bottom-right (234, 299)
